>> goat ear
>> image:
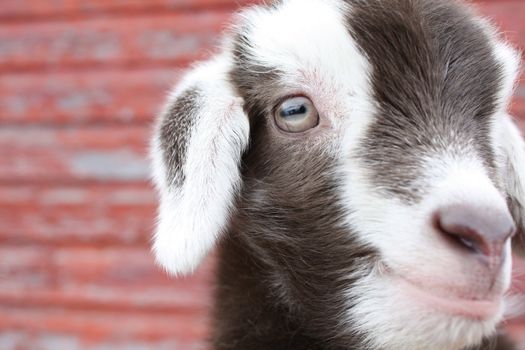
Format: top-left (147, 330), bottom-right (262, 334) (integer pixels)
top-left (150, 54), bottom-right (250, 275)
top-left (499, 114), bottom-right (525, 256)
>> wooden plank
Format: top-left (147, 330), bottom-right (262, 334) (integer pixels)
top-left (0, 68), bottom-right (179, 125)
top-left (0, 126), bottom-right (149, 182)
top-left (0, 330), bottom-right (208, 350)
top-left (0, 12), bottom-right (229, 71)
top-left (0, 0), bottom-right (258, 20)
top-left (0, 306), bottom-right (209, 342)
top-left (0, 183), bottom-right (155, 245)
top-left (0, 246), bottom-right (214, 311)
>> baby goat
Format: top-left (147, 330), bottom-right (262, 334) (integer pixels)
top-left (150, 0), bottom-right (524, 349)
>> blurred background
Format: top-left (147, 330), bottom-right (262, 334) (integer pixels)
top-left (0, 0), bottom-right (523, 349)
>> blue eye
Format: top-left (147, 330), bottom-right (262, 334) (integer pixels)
top-left (280, 104), bottom-right (308, 118)
top-left (274, 96), bottom-right (319, 133)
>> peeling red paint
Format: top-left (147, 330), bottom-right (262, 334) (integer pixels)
top-left (0, 0), bottom-right (523, 349)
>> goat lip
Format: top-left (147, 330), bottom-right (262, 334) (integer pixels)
top-left (396, 278), bottom-right (503, 320)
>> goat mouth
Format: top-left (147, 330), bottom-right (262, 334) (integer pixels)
top-left (378, 263), bottom-right (504, 320)
top-left (395, 277), bottom-right (503, 320)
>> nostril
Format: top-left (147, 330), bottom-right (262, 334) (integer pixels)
top-left (435, 217), bottom-right (487, 255)
top-left (434, 205), bottom-right (515, 258)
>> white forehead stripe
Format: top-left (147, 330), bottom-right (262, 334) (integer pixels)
top-left (239, 0), bottom-right (370, 94)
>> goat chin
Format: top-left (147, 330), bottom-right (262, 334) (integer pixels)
top-left (345, 270), bottom-right (505, 350)
top-left (150, 0), bottom-right (524, 349)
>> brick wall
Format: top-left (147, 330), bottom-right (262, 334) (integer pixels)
top-left (0, 1), bottom-right (523, 349)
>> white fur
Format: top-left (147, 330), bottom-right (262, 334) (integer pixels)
top-left (240, 0), bottom-right (352, 83)
top-left (151, 0), bottom-right (524, 348)
top-left (347, 270), bottom-right (502, 350)
top-left (340, 146), bottom-right (512, 348)
top-left (151, 54), bottom-right (250, 275)
top-left (498, 114), bottom-right (525, 225)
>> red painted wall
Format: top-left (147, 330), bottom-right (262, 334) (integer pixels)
top-left (0, 0), bottom-right (523, 348)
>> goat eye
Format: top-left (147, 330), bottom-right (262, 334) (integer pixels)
top-left (274, 96), bottom-right (319, 133)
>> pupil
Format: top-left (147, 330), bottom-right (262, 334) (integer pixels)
top-left (281, 104), bottom-right (307, 118)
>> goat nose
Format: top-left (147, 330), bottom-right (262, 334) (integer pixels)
top-left (435, 205), bottom-right (515, 259)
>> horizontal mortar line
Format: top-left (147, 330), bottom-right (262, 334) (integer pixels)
top-left (0, 120), bottom-right (154, 129)
top-left (0, 179), bottom-right (152, 187)
top-left (0, 179), bottom-right (150, 187)
top-left (0, 300), bottom-right (208, 316)
top-left (0, 241), bottom-right (153, 249)
top-left (0, 60), bottom-right (200, 75)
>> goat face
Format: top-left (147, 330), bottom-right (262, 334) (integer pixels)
top-left (151, 0), bottom-right (524, 349)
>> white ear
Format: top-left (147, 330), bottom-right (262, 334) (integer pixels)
top-left (498, 114), bottom-right (525, 255)
top-left (150, 53), bottom-right (250, 275)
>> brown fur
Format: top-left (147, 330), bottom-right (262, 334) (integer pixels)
top-left (155, 0), bottom-right (520, 348)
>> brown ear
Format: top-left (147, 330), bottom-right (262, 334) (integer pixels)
top-left (499, 115), bottom-right (525, 256)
